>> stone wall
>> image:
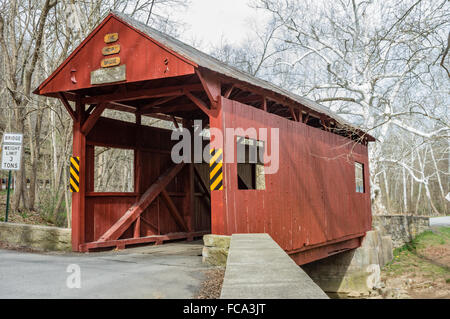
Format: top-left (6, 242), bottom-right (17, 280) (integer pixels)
top-left (302, 230), bottom-right (393, 297)
top-left (0, 222), bottom-right (71, 251)
top-left (372, 215), bottom-right (430, 248)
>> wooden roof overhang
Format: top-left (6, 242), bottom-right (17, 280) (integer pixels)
top-left (33, 11), bottom-right (375, 144)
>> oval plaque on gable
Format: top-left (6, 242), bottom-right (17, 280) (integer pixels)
top-left (101, 57), bottom-right (121, 68)
top-left (102, 44), bottom-right (120, 56)
top-left (104, 33), bottom-right (118, 43)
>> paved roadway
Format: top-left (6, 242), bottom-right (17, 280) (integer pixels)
top-left (0, 241), bottom-right (207, 298)
top-left (430, 216), bottom-right (450, 227)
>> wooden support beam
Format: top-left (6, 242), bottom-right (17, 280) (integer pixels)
top-left (83, 83), bottom-right (203, 104)
top-left (224, 85), bottom-right (234, 98)
top-left (160, 189), bottom-right (188, 232)
top-left (185, 91), bottom-right (212, 116)
top-left (107, 101), bottom-right (136, 113)
top-left (195, 69), bottom-right (221, 108)
top-left (262, 97), bottom-right (267, 111)
top-left (303, 113), bottom-right (310, 124)
top-left (72, 95), bottom-right (86, 251)
top-left (81, 103), bottom-right (107, 135)
top-left (97, 162), bottom-right (186, 242)
top-left (139, 95), bottom-right (181, 113)
top-left (79, 231), bottom-right (209, 252)
top-left (142, 103), bottom-right (197, 115)
top-left (235, 94), bottom-right (265, 104)
top-left (58, 92), bottom-right (76, 121)
top-left (182, 120), bottom-right (195, 233)
top-left (140, 215), bottom-right (159, 234)
top-left (133, 217), bottom-right (141, 238)
top-left (171, 116), bottom-right (180, 129)
top-left (144, 113), bottom-right (184, 124)
top-left (85, 104), bottom-right (96, 116)
top-left (288, 105), bottom-right (298, 121)
top-left (194, 165), bottom-right (210, 199)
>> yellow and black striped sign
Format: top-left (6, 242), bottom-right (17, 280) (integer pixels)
top-left (210, 148), bottom-right (223, 191)
top-left (69, 156), bottom-right (80, 193)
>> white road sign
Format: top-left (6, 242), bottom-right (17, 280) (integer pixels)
top-left (1, 133), bottom-right (23, 171)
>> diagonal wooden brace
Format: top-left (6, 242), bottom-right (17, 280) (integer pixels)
top-left (97, 162), bottom-right (185, 242)
top-left (194, 165), bottom-right (210, 199)
top-left (81, 102), bottom-right (107, 135)
top-left (160, 189), bottom-right (188, 232)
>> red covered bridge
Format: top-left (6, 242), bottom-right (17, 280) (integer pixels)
top-left (34, 11), bottom-right (375, 265)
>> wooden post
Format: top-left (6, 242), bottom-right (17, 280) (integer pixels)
top-left (71, 95), bottom-right (86, 251)
top-left (182, 120), bottom-right (194, 234)
top-left (208, 98), bottom-right (226, 235)
top-left (134, 113), bottom-right (142, 238)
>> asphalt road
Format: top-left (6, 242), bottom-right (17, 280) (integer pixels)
top-left (430, 216), bottom-right (450, 227)
top-left (0, 241), bottom-right (207, 299)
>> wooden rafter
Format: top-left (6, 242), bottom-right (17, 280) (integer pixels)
top-left (83, 83), bottom-right (203, 104)
top-left (195, 69), bottom-right (220, 107)
top-left (185, 91), bottom-right (211, 116)
top-left (58, 92), bottom-right (76, 120)
top-left (224, 85), bottom-right (234, 98)
top-left (288, 105), bottom-right (298, 122)
top-left (235, 94), bottom-right (264, 105)
top-left (262, 97), bottom-right (267, 111)
top-left (303, 113), bottom-right (310, 124)
top-left (97, 162), bottom-right (186, 242)
top-left (142, 103), bottom-right (197, 115)
top-left (171, 115), bottom-right (180, 129)
top-left (139, 95), bottom-right (181, 113)
top-left (107, 101), bottom-right (136, 113)
top-left (81, 103), bottom-right (107, 135)
top-left (85, 104), bottom-right (96, 115)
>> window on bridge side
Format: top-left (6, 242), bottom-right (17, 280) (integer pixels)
top-left (355, 162), bottom-right (364, 193)
top-left (236, 137), bottom-right (265, 190)
top-left (94, 146), bottom-right (134, 193)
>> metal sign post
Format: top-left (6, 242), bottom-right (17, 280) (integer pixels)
top-left (5, 170), bottom-right (11, 222)
top-left (1, 133), bottom-right (23, 222)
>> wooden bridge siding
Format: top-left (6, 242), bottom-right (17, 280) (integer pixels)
top-left (85, 196), bottom-right (137, 242)
top-left (212, 97), bottom-right (371, 254)
top-left (83, 116), bottom-right (210, 243)
top-left (38, 15), bottom-right (195, 95)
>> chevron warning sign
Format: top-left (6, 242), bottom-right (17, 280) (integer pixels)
top-left (210, 148), bottom-right (223, 191)
top-left (69, 156), bottom-right (80, 193)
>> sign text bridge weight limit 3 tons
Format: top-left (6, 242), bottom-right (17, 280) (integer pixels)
top-left (1, 133), bottom-right (23, 222)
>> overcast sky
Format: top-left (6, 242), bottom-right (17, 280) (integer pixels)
top-left (173, 0), bottom-right (269, 50)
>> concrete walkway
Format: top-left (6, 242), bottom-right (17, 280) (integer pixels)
top-left (0, 241), bottom-right (206, 298)
top-left (220, 234), bottom-right (328, 299)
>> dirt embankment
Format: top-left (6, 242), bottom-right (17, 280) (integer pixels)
top-left (376, 227), bottom-right (450, 299)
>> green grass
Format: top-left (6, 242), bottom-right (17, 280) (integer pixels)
top-left (384, 227), bottom-right (450, 279)
top-left (393, 227), bottom-right (450, 256)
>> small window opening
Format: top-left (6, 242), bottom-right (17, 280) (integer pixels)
top-left (237, 137), bottom-right (265, 190)
top-left (355, 162), bottom-right (364, 193)
top-left (94, 146), bottom-right (134, 192)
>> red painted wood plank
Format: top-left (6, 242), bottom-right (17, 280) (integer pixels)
top-left (210, 96), bottom-right (372, 262)
top-left (80, 231), bottom-right (209, 252)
